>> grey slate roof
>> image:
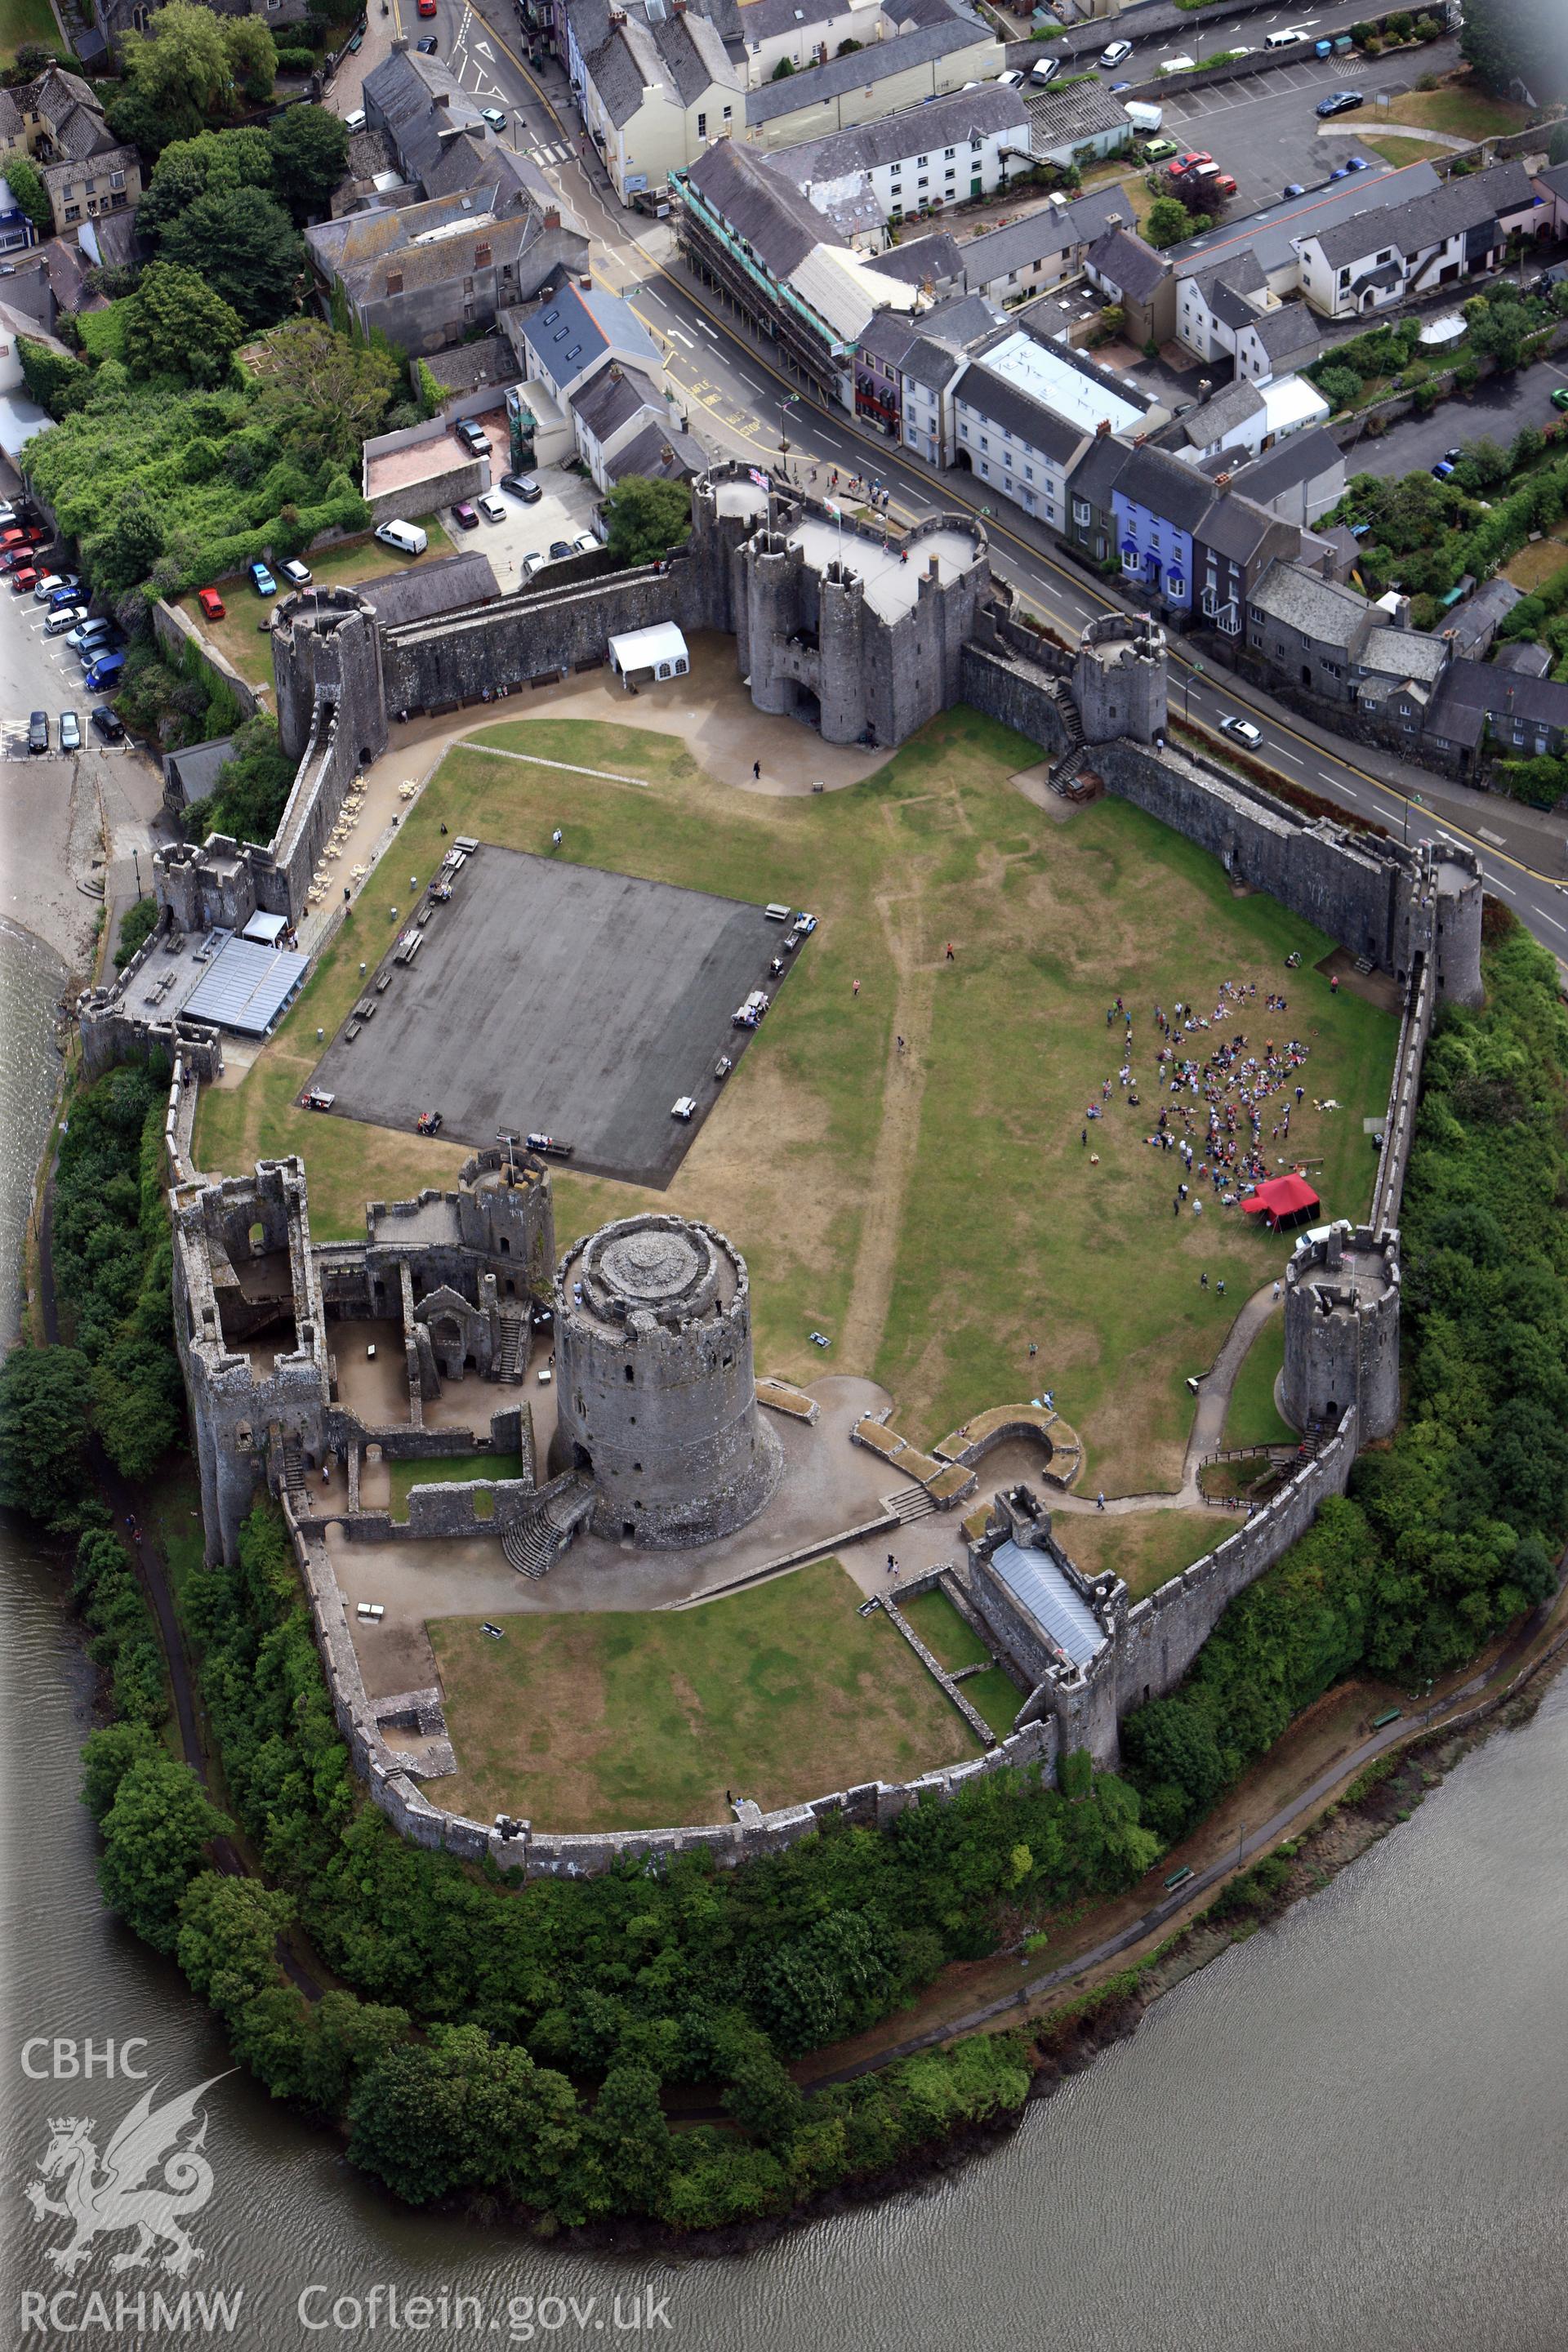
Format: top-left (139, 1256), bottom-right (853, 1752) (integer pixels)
top-left (1174, 377), bottom-right (1263, 448)
top-left (1534, 159), bottom-right (1568, 203)
top-left (1171, 160), bottom-right (1442, 276)
top-left (1490, 639), bottom-right (1552, 678)
top-left (1362, 625), bottom-right (1448, 684)
top-left (737, 0), bottom-right (849, 37)
top-left (1427, 655), bottom-right (1568, 736)
top-left (958, 182), bottom-right (1127, 287)
top-left (684, 136), bottom-right (828, 279)
top-left (1084, 226), bottom-right (1169, 306)
top-left (1245, 303), bottom-right (1320, 364)
top-left (519, 281), bottom-right (660, 390)
top-left (577, 0), bottom-right (738, 129)
top-left (354, 550), bottom-right (499, 625)
top-left (769, 82), bottom-right (1029, 183)
top-left (569, 361), bottom-right (664, 442)
top-left (1441, 576), bottom-right (1521, 657)
top-left (1066, 428), bottom-right (1132, 511)
top-left (865, 229), bottom-right (965, 287)
top-left (1249, 557), bottom-right (1372, 651)
top-left (1194, 489), bottom-right (1288, 566)
top-left (1227, 425), bottom-right (1343, 504)
top-left (1302, 158), bottom-right (1535, 268)
top-left (745, 7), bottom-right (988, 125)
top-left (1114, 440), bottom-right (1216, 534)
top-left (956, 360), bottom-right (1086, 465)
top-left (420, 335), bottom-right (510, 392)
top-left (606, 416), bottom-right (707, 481)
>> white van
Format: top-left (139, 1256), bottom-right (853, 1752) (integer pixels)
top-left (374, 519), bottom-right (428, 557)
top-left (1125, 100), bottom-right (1164, 132)
top-left (344, 107), bottom-right (367, 132)
top-left (1265, 25), bottom-right (1307, 47)
top-left (1157, 52), bottom-right (1195, 74)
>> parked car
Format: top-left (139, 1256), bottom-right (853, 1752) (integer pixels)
top-left (1157, 53), bottom-right (1196, 74)
top-left (11, 567), bottom-right (38, 593)
top-left (456, 418), bottom-right (492, 455)
top-left (1030, 56), bottom-right (1061, 85)
top-left (548, 538), bottom-right (572, 560)
top-left (572, 532), bottom-right (598, 555)
top-left (1282, 180), bottom-right (1305, 198)
top-left (1168, 150), bottom-right (1211, 176)
top-left (670, 1096), bottom-right (697, 1121)
top-left (1185, 163), bottom-right (1236, 196)
top-left (84, 650), bottom-right (125, 691)
top-left (521, 550), bottom-right (545, 577)
top-left (346, 24), bottom-right (363, 47)
top-left (67, 618), bottom-right (114, 653)
top-left (1144, 137), bottom-right (1179, 161)
top-left (501, 471), bottom-right (541, 502)
top-left (198, 586), bottom-right (226, 620)
top-left (481, 105), bottom-right (506, 130)
top-left (280, 559), bottom-right (312, 586)
top-left (997, 66), bottom-right (1027, 87)
top-left (45, 604), bottom-right (88, 636)
top-left (28, 710), bottom-right (47, 753)
top-left (32, 573), bottom-right (65, 603)
top-left (1552, 388), bottom-right (1568, 413)
top-left (89, 705), bottom-right (123, 742)
top-left (1431, 457), bottom-right (1457, 480)
top-left (47, 583), bottom-right (82, 610)
top-left (375, 519), bottom-right (427, 555)
top-left (58, 710), bottom-right (80, 752)
top-left (249, 560), bottom-right (277, 595)
top-left (1218, 714), bottom-right (1263, 750)
top-left (416, 34), bottom-right (437, 51)
top-left (1316, 89), bottom-right (1364, 116)
top-left (1098, 38), bottom-right (1132, 66)
top-left (1344, 153), bottom-right (1370, 170)
top-left (451, 501), bottom-right (479, 529)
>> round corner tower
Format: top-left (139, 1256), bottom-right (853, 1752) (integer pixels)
top-left (1282, 1220), bottom-right (1400, 1442)
top-left (271, 586), bottom-right (389, 769)
top-left (551, 1215), bottom-right (782, 1548)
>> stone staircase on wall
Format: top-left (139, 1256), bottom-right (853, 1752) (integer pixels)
top-left (501, 1475), bottom-right (595, 1579)
top-left (888, 1483), bottom-right (938, 1526)
top-left (495, 1305), bottom-right (528, 1383)
top-left (280, 1433), bottom-right (309, 1508)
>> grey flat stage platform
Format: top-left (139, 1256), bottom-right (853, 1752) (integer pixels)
top-left (307, 845), bottom-right (799, 1187)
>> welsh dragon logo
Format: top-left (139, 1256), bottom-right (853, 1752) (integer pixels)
top-left (25, 2075), bottom-right (229, 2278)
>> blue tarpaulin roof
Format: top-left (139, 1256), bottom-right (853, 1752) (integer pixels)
top-left (988, 1538), bottom-right (1106, 1668)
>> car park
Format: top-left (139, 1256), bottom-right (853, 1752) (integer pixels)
top-left (1218, 714), bottom-right (1263, 750)
top-left (1098, 38), bottom-right (1131, 65)
top-left (45, 604), bottom-right (88, 636)
top-left (416, 1110), bottom-right (443, 1135)
top-left (280, 559), bottom-right (312, 586)
top-left (249, 560), bottom-right (277, 595)
top-left (1145, 138), bottom-right (1178, 161)
top-left (1169, 150), bottom-right (1211, 176)
top-left (28, 710), bottom-right (47, 753)
top-left (476, 492), bottom-right (506, 523)
top-left (1316, 90), bottom-right (1364, 116)
top-left (198, 586), bottom-right (226, 620)
top-left (58, 711), bottom-right (80, 752)
top-left (89, 705), bottom-right (123, 742)
top-left (501, 472), bottom-right (541, 501)
top-left (452, 501), bottom-right (479, 529)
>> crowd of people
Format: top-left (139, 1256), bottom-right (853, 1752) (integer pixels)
top-left (1085, 976), bottom-right (1318, 1213)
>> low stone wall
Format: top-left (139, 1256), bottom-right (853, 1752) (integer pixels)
top-left (152, 598), bottom-right (266, 723)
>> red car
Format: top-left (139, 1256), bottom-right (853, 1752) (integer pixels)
top-left (198, 586), bottom-right (226, 621)
top-left (1167, 150), bottom-right (1212, 177)
top-left (417, 0), bottom-right (437, 15)
top-left (11, 566), bottom-right (38, 593)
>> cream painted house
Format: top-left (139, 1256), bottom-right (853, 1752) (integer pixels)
top-left (567, 0), bottom-right (744, 205)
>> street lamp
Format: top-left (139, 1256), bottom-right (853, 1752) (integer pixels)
top-left (1403, 789), bottom-right (1423, 846)
top-left (1183, 657), bottom-right (1204, 725)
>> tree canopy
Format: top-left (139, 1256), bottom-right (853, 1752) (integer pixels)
top-left (115, 2), bottom-right (277, 149)
top-left (1459, 0), bottom-right (1564, 101)
top-left (122, 261), bottom-right (246, 385)
top-left (0, 1345), bottom-right (91, 1529)
top-left (269, 105), bottom-right (350, 223)
top-left (3, 152), bottom-right (51, 235)
top-left (602, 474), bottom-right (692, 567)
top-left (160, 184), bottom-right (304, 328)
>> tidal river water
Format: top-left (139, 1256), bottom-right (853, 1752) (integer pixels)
top-left (3, 914), bottom-right (1567, 2352)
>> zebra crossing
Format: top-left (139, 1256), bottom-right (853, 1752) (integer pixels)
top-left (528, 140), bottom-right (572, 167)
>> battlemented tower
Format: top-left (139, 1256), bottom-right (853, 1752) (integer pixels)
top-left (1281, 1220), bottom-right (1401, 1442)
top-left (271, 585), bottom-right (389, 769)
top-left (551, 1214), bottom-right (782, 1548)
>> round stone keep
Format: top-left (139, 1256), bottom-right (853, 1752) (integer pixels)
top-left (552, 1215), bottom-right (781, 1549)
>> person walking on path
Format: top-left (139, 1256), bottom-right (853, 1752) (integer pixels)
top-left (1096, 1490), bottom-right (1106, 1512)
top-left (1083, 1129), bottom-right (1089, 1147)
top-left (752, 760), bottom-right (760, 781)
top-left (1028, 1340), bottom-right (1037, 1357)
top-left (1273, 1279), bottom-right (1282, 1302)
top-left (886, 1552), bottom-right (898, 1579)
top-left (1200, 1271), bottom-right (1208, 1288)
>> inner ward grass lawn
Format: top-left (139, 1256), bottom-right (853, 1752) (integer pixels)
top-left (426, 1557), bottom-right (981, 1829)
top-left (387, 1452), bottom-right (521, 1512)
top-left (194, 706), bottom-right (1396, 1493)
top-left (1051, 1508), bottom-right (1218, 1600)
top-left (898, 1588), bottom-right (1024, 1740)
top-left (1223, 1311), bottom-right (1292, 1450)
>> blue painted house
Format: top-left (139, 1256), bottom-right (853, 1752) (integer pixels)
top-left (1110, 443), bottom-right (1214, 616)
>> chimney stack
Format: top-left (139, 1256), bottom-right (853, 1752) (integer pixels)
top-left (542, 207), bottom-right (560, 229)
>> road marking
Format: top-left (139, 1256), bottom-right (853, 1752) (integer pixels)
top-left (1491, 875), bottom-right (1517, 898)
top-left (668, 326), bottom-right (695, 347)
top-left (1322, 774), bottom-right (1357, 798)
top-left (642, 286), bottom-right (668, 308)
top-left (1539, 912), bottom-right (1566, 933)
top-left (1477, 827), bottom-right (1506, 846)
top-left (695, 317), bottom-right (719, 338)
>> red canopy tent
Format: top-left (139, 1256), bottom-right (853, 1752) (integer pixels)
top-left (1242, 1174), bottom-right (1321, 1232)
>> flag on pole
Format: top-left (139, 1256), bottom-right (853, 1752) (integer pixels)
top-left (749, 468), bottom-right (771, 491)
top-left (824, 500), bottom-right (841, 519)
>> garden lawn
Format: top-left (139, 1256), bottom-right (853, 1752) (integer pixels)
top-left (1383, 82), bottom-right (1530, 140)
top-left (1050, 1508), bottom-right (1217, 1599)
top-left (425, 1558), bottom-right (981, 1829)
top-left (388, 1452), bottom-right (522, 1513)
top-left (0, 0), bottom-right (69, 62)
top-left (174, 517), bottom-right (453, 688)
top-left (898, 1588), bottom-right (1024, 1739)
top-left (1364, 136), bottom-right (1453, 167)
top-left (1222, 1309), bottom-right (1291, 1450)
top-left (194, 708), bottom-right (1396, 1493)
top-left (1503, 535), bottom-right (1568, 595)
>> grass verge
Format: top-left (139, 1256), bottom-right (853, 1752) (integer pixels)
top-left (1222, 1309), bottom-right (1291, 1450)
top-left (388, 1451), bottom-right (522, 1512)
top-left (899, 1588), bottom-right (1024, 1738)
top-left (1051, 1508), bottom-right (1217, 1599)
